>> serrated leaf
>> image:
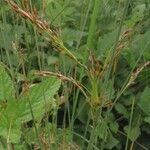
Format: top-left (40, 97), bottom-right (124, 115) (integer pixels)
top-left (105, 133), bottom-right (119, 149)
top-left (115, 103), bottom-right (129, 119)
top-left (97, 29), bottom-right (118, 57)
top-left (0, 125), bottom-right (21, 143)
top-left (0, 100), bottom-right (22, 143)
top-left (19, 77), bottom-right (61, 122)
top-left (95, 120), bottom-right (108, 141)
top-left (124, 126), bottom-right (141, 142)
top-left (0, 65), bottom-right (61, 143)
top-left (25, 128), bottom-right (38, 144)
top-left (138, 87), bottom-right (150, 115)
top-left (109, 121), bottom-right (119, 134)
top-left (0, 63), bottom-right (15, 101)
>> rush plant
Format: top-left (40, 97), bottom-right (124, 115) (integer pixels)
top-left (0, 0), bottom-right (150, 149)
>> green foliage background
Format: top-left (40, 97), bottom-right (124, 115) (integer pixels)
top-left (0, 0), bottom-right (150, 149)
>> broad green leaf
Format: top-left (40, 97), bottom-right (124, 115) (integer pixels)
top-left (0, 63), bottom-right (21, 143)
top-left (19, 77), bottom-right (61, 122)
top-left (97, 29), bottom-right (118, 58)
top-left (61, 28), bottom-right (87, 46)
top-left (0, 24), bottom-right (27, 51)
top-left (0, 76), bottom-right (61, 143)
top-left (0, 63), bottom-right (15, 102)
top-left (24, 128), bottom-right (38, 144)
top-left (105, 133), bottom-right (119, 149)
top-left (125, 4), bottom-right (145, 28)
top-left (124, 31), bottom-right (150, 67)
top-left (95, 120), bottom-right (108, 141)
top-left (0, 100), bottom-right (21, 143)
top-left (0, 123), bottom-right (21, 143)
top-left (115, 103), bottom-right (129, 119)
top-left (109, 121), bottom-right (119, 134)
top-left (138, 87), bottom-right (150, 115)
top-left (106, 113), bottom-right (119, 133)
top-left (124, 126), bottom-right (141, 142)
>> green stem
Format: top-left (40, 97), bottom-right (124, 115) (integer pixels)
top-left (33, 28), bottom-right (42, 70)
top-left (102, 0), bottom-right (131, 90)
top-left (87, 0), bottom-right (102, 50)
top-left (76, 0), bottom-right (92, 49)
top-left (125, 97), bottom-right (135, 150)
top-left (28, 96), bottom-right (42, 149)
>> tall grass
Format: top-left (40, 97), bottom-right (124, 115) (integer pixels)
top-left (1, 0), bottom-right (150, 149)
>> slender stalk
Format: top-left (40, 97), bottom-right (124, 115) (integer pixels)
top-left (87, 0), bottom-right (102, 50)
top-left (1, 10), bottom-right (17, 98)
top-left (118, 130), bottom-right (149, 150)
top-left (109, 40), bottom-right (150, 112)
top-left (27, 96), bottom-right (42, 149)
top-left (125, 97), bottom-right (135, 150)
top-left (70, 68), bottom-right (85, 133)
top-left (102, 0), bottom-right (131, 91)
top-left (76, 0), bottom-right (92, 49)
top-left (33, 28), bottom-right (42, 70)
top-left (73, 132), bottom-right (99, 150)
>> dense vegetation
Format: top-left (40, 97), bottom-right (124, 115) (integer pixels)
top-left (0, 0), bottom-right (150, 149)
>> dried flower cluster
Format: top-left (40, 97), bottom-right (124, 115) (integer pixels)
top-left (4, 0), bottom-right (85, 68)
top-left (126, 61), bottom-right (150, 87)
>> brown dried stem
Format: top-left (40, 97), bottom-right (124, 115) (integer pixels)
top-left (4, 0), bottom-right (87, 69)
top-left (126, 61), bottom-right (150, 88)
top-left (34, 71), bottom-right (90, 100)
